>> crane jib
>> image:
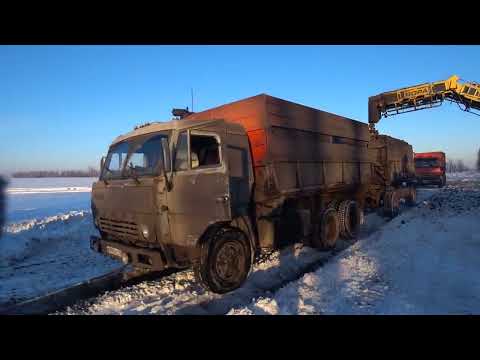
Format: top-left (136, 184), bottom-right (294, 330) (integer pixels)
top-left (368, 75), bottom-right (480, 130)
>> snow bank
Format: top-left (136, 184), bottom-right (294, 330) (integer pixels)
top-left (1, 211), bottom-right (95, 266)
top-left (0, 210), bottom-right (121, 304)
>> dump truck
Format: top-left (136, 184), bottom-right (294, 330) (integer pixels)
top-left (414, 151), bottom-right (446, 187)
top-left (90, 94), bottom-right (375, 293)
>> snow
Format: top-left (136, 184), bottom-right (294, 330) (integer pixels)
top-left (447, 171), bottom-right (480, 182)
top-left (59, 188), bottom-right (439, 315)
top-left (0, 210), bottom-right (121, 305)
top-left (7, 187), bottom-right (92, 194)
top-left (228, 183), bottom-right (480, 315)
top-left (0, 177), bottom-right (121, 306)
top-left (4, 177), bottom-right (96, 224)
top-left (5, 173), bottom-right (480, 314)
top-left (5, 177), bottom-right (97, 189)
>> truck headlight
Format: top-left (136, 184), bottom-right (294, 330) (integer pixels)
top-left (141, 227), bottom-right (149, 239)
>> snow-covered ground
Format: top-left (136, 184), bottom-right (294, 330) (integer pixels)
top-left (59, 188), bottom-right (442, 315)
top-left (3, 173), bottom-right (480, 314)
top-left (447, 170), bottom-right (480, 182)
top-left (0, 211), bottom-right (121, 305)
top-left (4, 177), bottom-right (97, 224)
top-left (229, 182), bottom-right (480, 315)
top-left (0, 178), bottom-right (121, 306)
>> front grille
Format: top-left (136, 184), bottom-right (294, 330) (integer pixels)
top-left (99, 217), bottom-right (139, 240)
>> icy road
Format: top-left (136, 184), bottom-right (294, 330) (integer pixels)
top-left (2, 173), bottom-right (480, 314)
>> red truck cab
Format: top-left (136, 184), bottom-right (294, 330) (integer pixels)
top-left (414, 152), bottom-right (446, 187)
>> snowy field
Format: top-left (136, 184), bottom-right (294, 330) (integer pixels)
top-left (4, 177), bottom-right (97, 224)
top-left (2, 173), bottom-right (480, 314)
top-left (0, 177), bottom-right (121, 306)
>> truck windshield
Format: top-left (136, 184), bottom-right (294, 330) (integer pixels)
top-left (415, 158), bottom-right (440, 168)
top-left (102, 132), bottom-right (170, 180)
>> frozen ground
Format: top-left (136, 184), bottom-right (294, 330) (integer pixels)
top-left (0, 211), bottom-right (121, 305)
top-left (229, 182), bottom-right (480, 314)
top-left (4, 177), bottom-right (97, 224)
top-left (59, 189), bottom-right (440, 315)
top-left (0, 178), bottom-right (120, 306)
top-left (447, 170), bottom-right (480, 182)
top-left (3, 173), bottom-right (480, 314)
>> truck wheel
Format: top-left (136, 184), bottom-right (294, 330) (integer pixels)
top-left (384, 190), bottom-right (400, 218)
top-left (338, 200), bottom-right (362, 240)
top-left (406, 187), bottom-right (417, 207)
top-left (194, 227), bottom-right (252, 294)
top-left (312, 208), bottom-right (340, 250)
top-left (438, 175), bottom-right (446, 188)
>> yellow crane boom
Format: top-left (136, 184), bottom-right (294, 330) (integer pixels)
top-left (368, 75), bottom-right (480, 133)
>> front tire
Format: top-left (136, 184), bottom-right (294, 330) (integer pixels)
top-left (194, 227), bottom-right (252, 294)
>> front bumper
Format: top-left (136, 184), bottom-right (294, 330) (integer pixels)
top-left (90, 235), bottom-right (166, 271)
top-left (417, 175), bottom-right (442, 184)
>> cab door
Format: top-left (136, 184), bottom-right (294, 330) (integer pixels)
top-left (166, 122), bottom-right (231, 248)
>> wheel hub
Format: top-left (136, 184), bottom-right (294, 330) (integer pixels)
top-left (215, 242), bottom-right (243, 281)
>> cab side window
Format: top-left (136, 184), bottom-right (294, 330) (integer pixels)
top-left (174, 131), bottom-right (189, 171)
top-left (190, 134), bottom-right (221, 169)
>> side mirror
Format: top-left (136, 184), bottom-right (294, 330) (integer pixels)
top-left (100, 156), bottom-right (106, 172)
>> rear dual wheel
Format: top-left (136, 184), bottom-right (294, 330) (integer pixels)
top-left (337, 200), bottom-right (363, 240)
top-left (384, 190), bottom-right (400, 218)
top-left (312, 200), bottom-right (363, 250)
top-left (312, 207), bottom-right (340, 250)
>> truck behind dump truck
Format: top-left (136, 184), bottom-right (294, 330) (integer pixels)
top-left (414, 152), bottom-right (446, 187)
top-left (90, 94), bottom-right (416, 293)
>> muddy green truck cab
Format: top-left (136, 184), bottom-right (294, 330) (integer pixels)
top-left (91, 118), bottom-right (254, 293)
top-left (91, 94), bottom-right (373, 293)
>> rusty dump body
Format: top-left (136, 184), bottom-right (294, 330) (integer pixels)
top-left (90, 94), bottom-right (414, 292)
top-left (414, 151), bottom-right (446, 187)
top-left (185, 94), bottom-right (372, 204)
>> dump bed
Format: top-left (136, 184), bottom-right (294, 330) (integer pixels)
top-left (186, 94), bottom-right (372, 202)
top-left (368, 134), bottom-right (415, 186)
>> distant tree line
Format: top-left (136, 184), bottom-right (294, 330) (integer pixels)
top-left (12, 167), bottom-right (100, 178)
top-left (446, 159), bottom-right (469, 173)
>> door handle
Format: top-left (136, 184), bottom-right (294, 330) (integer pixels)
top-left (216, 195), bottom-right (229, 203)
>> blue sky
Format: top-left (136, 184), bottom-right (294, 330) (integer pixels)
top-left (1, 45), bottom-right (479, 174)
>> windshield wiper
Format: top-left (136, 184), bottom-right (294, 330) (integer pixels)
top-left (128, 162), bottom-right (141, 184)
